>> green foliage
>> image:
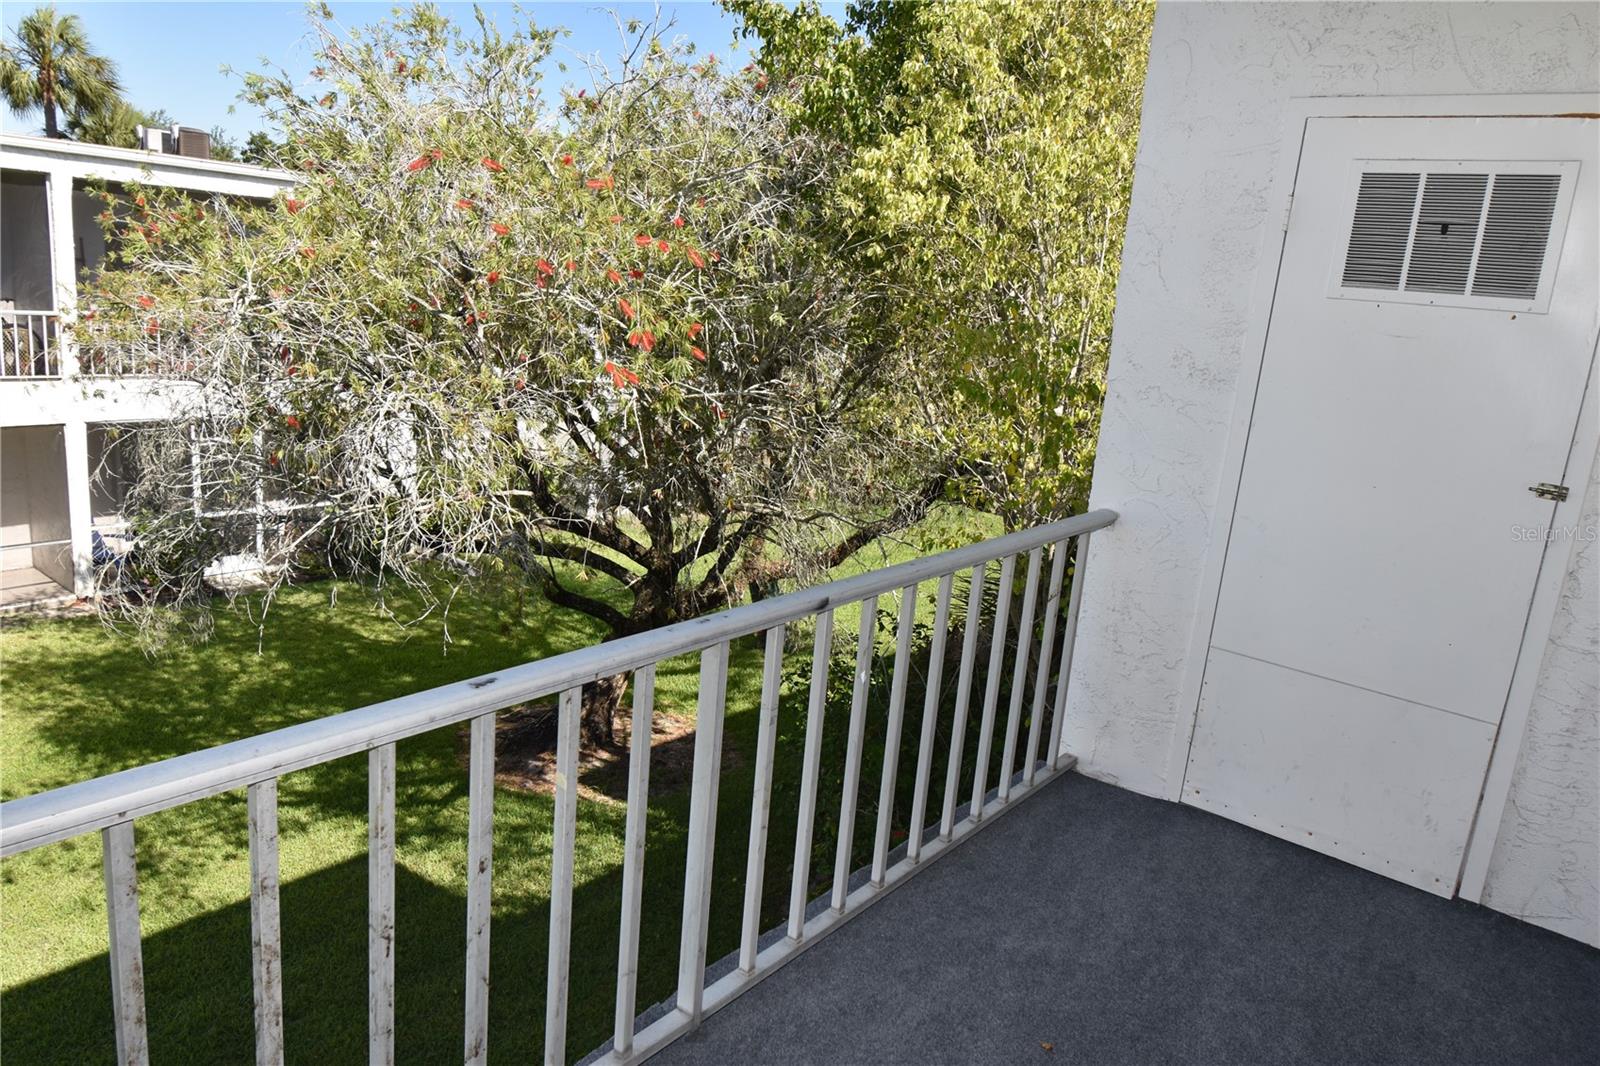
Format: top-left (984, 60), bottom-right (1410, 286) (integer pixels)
top-left (733, 0), bottom-right (1152, 527)
top-left (0, 3), bottom-right (122, 138)
top-left (80, 4), bottom-right (938, 669)
top-left (241, 130), bottom-right (282, 166)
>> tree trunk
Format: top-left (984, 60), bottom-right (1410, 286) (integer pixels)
top-left (581, 671), bottom-right (628, 749)
top-left (43, 98), bottom-right (59, 138)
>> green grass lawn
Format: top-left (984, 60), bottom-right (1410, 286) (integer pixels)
top-left (0, 506), bottom-right (1068, 1064)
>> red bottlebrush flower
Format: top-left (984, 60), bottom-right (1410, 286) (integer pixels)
top-left (688, 321), bottom-right (704, 338)
top-left (536, 276), bottom-right (548, 289)
top-left (137, 295), bottom-right (155, 309)
top-left (640, 330), bottom-right (656, 352)
top-left (578, 89), bottom-right (587, 99)
top-left (565, 260), bottom-right (578, 272)
top-left (710, 251), bottom-right (721, 262)
top-left (629, 268), bottom-right (644, 280)
top-left (300, 246), bottom-right (317, 259)
top-left (492, 222), bottom-right (511, 237)
top-left (97, 210), bottom-right (111, 222)
top-left (687, 248), bottom-right (706, 270)
top-left (514, 377), bottom-right (525, 391)
top-left (609, 214), bottom-right (623, 224)
top-left (464, 312), bottom-right (477, 326)
top-left (605, 361), bottom-right (639, 388)
top-left (406, 151), bottom-right (436, 172)
top-left (319, 93), bottom-right (335, 107)
top-left (755, 77), bottom-right (768, 91)
top-left (486, 271), bottom-right (501, 285)
top-left (285, 415), bottom-right (301, 429)
top-left (607, 269), bottom-right (623, 284)
top-left (656, 239), bottom-right (669, 253)
top-left (456, 198), bottom-right (475, 210)
top-left (144, 317), bottom-right (159, 336)
top-left (586, 176), bottom-right (614, 191)
top-left (672, 215), bottom-right (685, 228)
top-left (560, 154), bottom-right (574, 167)
top-left (135, 196), bottom-right (147, 208)
top-left (80, 310), bottom-right (95, 321)
top-left (537, 259), bottom-right (555, 276)
top-left (481, 157), bottom-right (506, 173)
top-left (618, 297), bottom-right (636, 320)
top-left (147, 223), bottom-right (161, 236)
top-left (714, 402), bottom-right (728, 420)
top-left (691, 346), bottom-right (706, 362)
top-left (634, 234), bottom-right (652, 247)
top-left (285, 199), bottom-right (305, 214)
top-left (396, 59), bottom-right (406, 74)
top-left (195, 206), bottom-right (205, 220)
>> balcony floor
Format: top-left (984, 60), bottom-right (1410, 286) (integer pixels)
top-left (652, 773), bottom-right (1599, 1065)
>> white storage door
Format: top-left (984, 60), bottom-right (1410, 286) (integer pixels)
top-left (1182, 116), bottom-right (1598, 896)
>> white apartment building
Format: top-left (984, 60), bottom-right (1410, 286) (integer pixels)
top-left (0, 132), bottom-right (294, 608)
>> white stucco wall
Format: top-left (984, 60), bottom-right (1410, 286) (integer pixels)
top-left (1068, 1), bottom-right (1599, 942)
top-left (1480, 448), bottom-right (1599, 945)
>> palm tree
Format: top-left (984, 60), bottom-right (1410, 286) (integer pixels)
top-left (0, 5), bottom-right (122, 138)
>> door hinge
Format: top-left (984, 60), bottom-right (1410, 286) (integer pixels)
top-left (1530, 482), bottom-right (1570, 502)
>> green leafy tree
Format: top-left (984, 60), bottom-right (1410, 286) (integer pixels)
top-left (0, 4), bottom-right (122, 138)
top-left (207, 124), bottom-right (241, 161)
top-left (241, 130), bottom-right (282, 166)
top-left (734, 0), bottom-right (1152, 528)
top-left (82, 4), bottom-right (941, 746)
top-left (65, 97), bottom-right (146, 147)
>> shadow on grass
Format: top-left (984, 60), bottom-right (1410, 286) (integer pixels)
top-left (3, 557), bottom-right (1077, 1064)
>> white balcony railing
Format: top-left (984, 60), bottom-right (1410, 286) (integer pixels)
top-left (0, 508), bottom-right (1116, 1066)
top-left (0, 309), bottom-right (61, 378)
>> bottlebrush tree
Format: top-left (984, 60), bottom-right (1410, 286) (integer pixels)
top-left (80, 4), bottom-right (946, 746)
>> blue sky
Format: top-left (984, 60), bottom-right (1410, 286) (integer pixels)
top-left (2, 2), bottom-right (838, 142)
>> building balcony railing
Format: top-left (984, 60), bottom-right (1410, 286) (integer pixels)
top-left (0, 508), bottom-right (1115, 1065)
top-left (0, 309), bottom-right (61, 378)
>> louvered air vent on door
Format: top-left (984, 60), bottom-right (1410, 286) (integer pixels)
top-left (1332, 162), bottom-right (1573, 312)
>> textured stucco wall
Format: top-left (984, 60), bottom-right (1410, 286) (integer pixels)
top-left (1481, 451), bottom-right (1599, 946)
top-left (1068, 1), bottom-right (1599, 941)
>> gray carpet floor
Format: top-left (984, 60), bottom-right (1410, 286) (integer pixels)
top-left (650, 773), bottom-right (1599, 1065)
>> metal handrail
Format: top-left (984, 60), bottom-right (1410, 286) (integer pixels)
top-left (0, 508), bottom-right (1114, 856)
top-left (0, 506), bottom-right (1116, 1066)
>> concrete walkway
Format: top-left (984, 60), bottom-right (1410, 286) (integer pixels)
top-left (651, 773), bottom-right (1599, 1065)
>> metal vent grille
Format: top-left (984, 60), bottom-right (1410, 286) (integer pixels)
top-left (1403, 173), bottom-right (1488, 294)
top-left (1336, 166), bottom-right (1567, 307)
top-left (1471, 174), bottom-right (1563, 300)
top-left (1340, 172), bottom-right (1420, 290)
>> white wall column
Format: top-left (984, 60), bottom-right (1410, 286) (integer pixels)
top-left (63, 418), bottom-right (92, 597)
top-left (45, 166), bottom-right (80, 378)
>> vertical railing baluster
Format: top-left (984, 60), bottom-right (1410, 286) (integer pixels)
top-left (998, 548), bottom-right (1043, 803)
top-left (870, 585), bottom-right (918, 885)
top-left (368, 745), bottom-right (396, 1066)
top-left (613, 666), bottom-right (655, 1055)
top-left (102, 821), bottom-right (149, 1066)
top-left (908, 573), bottom-right (953, 862)
top-left (463, 713), bottom-right (495, 1065)
top-left (940, 564), bottom-right (987, 840)
top-left (831, 595), bottom-right (878, 911)
top-left (249, 779), bottom-right (285, 1066)
top-left (544, 686), bottom-right (583, 1066)
top-left (1024, 541), bottom-right (1070, 786)
top-left (740, 625), bottom-right (786, 972)
top-left (787, 610), bottom-right (833, 939)
top-left (970, 554), bottom-right (1016, 821)
top-left (1048, 533), bottom-right (1092, 770)
top-left (677, 641), bottom-right (730, 1023)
